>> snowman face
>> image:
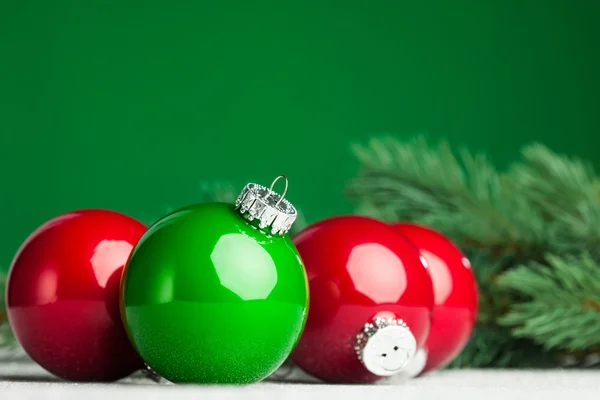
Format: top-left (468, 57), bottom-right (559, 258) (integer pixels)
top-left (361, 325), bottom-right (417, 376)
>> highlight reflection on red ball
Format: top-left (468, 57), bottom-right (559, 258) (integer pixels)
top-left (6, 209), bottom-right (146, 382)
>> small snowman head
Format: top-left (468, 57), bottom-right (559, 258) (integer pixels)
top-left (355, 317), bottom-right (417, 376)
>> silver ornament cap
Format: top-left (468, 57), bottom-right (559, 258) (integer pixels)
top-left (354, 316), bottom-right (418, 377)
top-left (235, 175), bottom-right (298, 236)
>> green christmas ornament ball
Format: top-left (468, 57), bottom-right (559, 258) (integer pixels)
top-left (121, 177), bottom-right (308, 384)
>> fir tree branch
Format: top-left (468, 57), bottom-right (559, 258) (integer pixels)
top-left (447, 326), bottom-right (556, 369)
top-left (508, 144), bottom-right (600, 257)
top-left (346, 136), bottom-right (545, 258)
top-left (444, 251), bottom-right (559, 368)
top-left (510, 144), bottom-right (599, 214)
top-left (464, 250), bottom-right (511, 326)
top-left (497, 253), bottom-right (600, 352)
top-left (346, 135), bottom-right (600, 367)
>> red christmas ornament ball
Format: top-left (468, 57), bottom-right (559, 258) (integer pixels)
top-left (6, 209), bottom-right (146, 381)
top-left (291, 216), bottom-right (434, 383)
top-left (393, 223), bottom-right (478, 374)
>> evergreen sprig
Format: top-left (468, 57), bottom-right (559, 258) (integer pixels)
top-left (508, 145), bottom-right (600, 257)
top-left (447, 326), bottom-right (556, 369)
top-left (498, 253), bottom-right (600, 352)
top-left (347, 135), bottom-right (600, 368)
top-left (347, 136), bottom-right (546, 258)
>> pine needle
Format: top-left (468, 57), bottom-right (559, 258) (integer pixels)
top-left (497, 253), bottom-right (600, 351)
top-left (508, 144), bottom-right (600, 257)
top-left (447, 326), bottom-right (556, 369)
top-left (346, 136), bottom-right (545, 257)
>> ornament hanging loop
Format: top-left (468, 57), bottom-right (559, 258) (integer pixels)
top-left (266, 175), bottom-right (288, 207)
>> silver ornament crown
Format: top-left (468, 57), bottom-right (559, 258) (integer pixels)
top-left (235, 175), bottom-right (298, 236)
top-left (354, 316), bottom-right (410, 362)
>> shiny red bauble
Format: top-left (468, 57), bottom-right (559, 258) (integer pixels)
top-left (291, 216), bottom-right (434, 383)
top-left (393, 223), bottom-right (478, 374)
top-left (6, 209), bottom-right (146, 381)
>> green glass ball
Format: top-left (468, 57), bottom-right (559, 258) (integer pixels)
top-left (120, 202), bottom-right (308, 384)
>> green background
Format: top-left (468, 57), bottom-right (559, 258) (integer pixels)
top-left (1, 1), bottom-right (599, 270)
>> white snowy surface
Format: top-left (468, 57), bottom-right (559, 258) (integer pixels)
top-left (1, 359), bottom-right (599, 400)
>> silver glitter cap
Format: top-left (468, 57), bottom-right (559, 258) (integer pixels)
top-left (235, 175), bottom-right (298, 236)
